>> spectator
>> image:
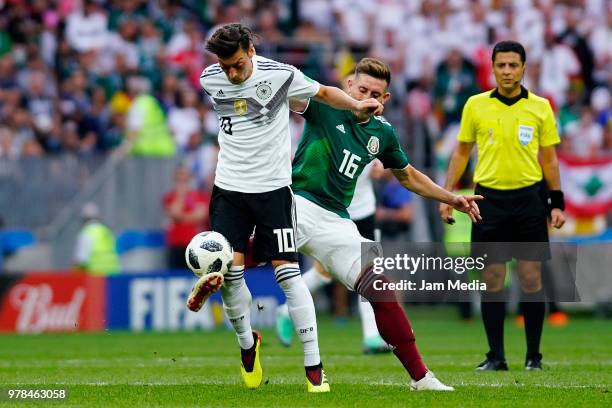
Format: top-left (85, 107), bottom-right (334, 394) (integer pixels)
top-left (162, 165), bottom-right (210, 269)
top-left (168, 88), bottom-right (201, 153)
top-left (333, 0), bottom-right (375, 58)
top-left (165, 19), bottom-right (205, 88)
top-left (86, 86), bottom-right (112, 151)
top-left (564, 106), bottom-right (604, 158)
top-left (539, 28), bottom-right (580, 108)
top-left (65, 0), bottom-right (109, 53)
top-left (401, 0), bottom-right (438, 88)
top-left (26, 71), bottom-right (56, 137)
top-left (125, 76), bottom-right (176, 157)
top-left (73, 202), bottom-right (120, 276)
top-left (183, 133), bottom-right (219, 192)
top-left (557, 8), bottom-right (596, 94)
top-left (138, 20), bottom-right (165, 89)
top-left (591, 87), bottom-right (611, 129)
top-left (558, 84), bottom-right (583, 134)
top-left (588, 7), bottom-right (611, 86)
top-left (157, 73), bottom-right (180, 113)
top-left (0, 127), bottom-right (18, 159)
top-left (433, 44), bottom-right (479, 128)
top-left (255, 7), bottom-right (286, 52)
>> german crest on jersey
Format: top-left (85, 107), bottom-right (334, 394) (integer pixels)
top-left (367, 136), bottom-right (380, 155)
top-left (234, 99), bottom-right (248, 115)
top-left (518, 125), bottom-right (534, 146)
top-left (256, 81), bottom-right (273, 100)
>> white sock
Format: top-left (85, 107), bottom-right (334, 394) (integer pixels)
top-left (275, 263), bottom-right (321, 367)
top-left (302, 265), bottom-right (332, 293)
top-left (358, 297), bottom-right (381, 340)
top-left (221, 266), bottom-right (254, 350)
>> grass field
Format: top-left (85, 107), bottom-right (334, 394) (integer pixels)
top-left (0, 308), bottom-right (610, 407)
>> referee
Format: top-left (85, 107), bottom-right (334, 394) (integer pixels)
top-left (440, 41), bottom-right (565, 371)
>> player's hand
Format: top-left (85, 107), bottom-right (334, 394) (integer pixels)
top-left (450, 195), bottom-right (483, 223)
top-left (550, 208), bottom-right (565, 229)
top-left (355, 98), bottom-right (384, 116)
top-left (439, 202), bottom-right (454, 224)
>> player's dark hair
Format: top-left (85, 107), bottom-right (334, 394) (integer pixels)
top-left (205, 23), bottom-right (255, 59)
top-left (492, 40), bottom-right (526, 63)
top-left (354, 58), bottom-right (391, 86)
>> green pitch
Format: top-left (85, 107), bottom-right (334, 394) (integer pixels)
top-left (0, 308), bottom-right (610, 407)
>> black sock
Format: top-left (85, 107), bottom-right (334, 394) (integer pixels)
top-left (240, 332), bottom-right (257, 371)
top-left (305, 362), bottom-right (323, 385)
top-left (548, 301), bottom-right (559, 314)
top-left (481, 291), bottom-right (506, 360)
top-left (521, 290), bottom-right (545, 357)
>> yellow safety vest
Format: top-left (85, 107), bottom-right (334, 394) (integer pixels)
top-left (130, 95), bottom-right (176, 157)
top-left (83, 223), bottom-right (120, 276)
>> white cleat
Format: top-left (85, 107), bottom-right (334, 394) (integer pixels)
top-left (186, 272), bottom-right (224, 312)
top-left (410, 371), bottom-right (455, 391)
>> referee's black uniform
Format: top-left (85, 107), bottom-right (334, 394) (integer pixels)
top-left (443, 41), bottom-right (566, 371)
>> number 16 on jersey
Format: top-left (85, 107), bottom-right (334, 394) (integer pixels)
top-left (339, 149), bottom-right (361, 179)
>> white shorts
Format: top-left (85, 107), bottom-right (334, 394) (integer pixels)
top-left (295, 195), bottom-right (371, 290)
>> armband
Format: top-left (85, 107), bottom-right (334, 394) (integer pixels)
top-left (549, 190), bottom-right (565, 211)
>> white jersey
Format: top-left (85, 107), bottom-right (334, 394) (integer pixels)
top-left (200, 55), bottom-right (320, 193)
top-left (347, 161), bottom-right (376, 220)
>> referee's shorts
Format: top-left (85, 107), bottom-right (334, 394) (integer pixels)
top-left (471, 181), bottom-right (551, 263)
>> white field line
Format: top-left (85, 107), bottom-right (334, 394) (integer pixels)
top-left (2, 379), bottom-right (609, 389)
top-left (1, 356), bottom-right (611, 369)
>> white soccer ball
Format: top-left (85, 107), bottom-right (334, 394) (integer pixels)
top-left (185, 231), bottom-right (233, 277)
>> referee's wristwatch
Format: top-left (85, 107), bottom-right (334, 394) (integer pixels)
top-left (549, 190), bottom-right (565, 211)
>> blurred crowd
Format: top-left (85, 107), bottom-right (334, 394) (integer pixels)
top-left (0, 0), bottom-right (610, 187)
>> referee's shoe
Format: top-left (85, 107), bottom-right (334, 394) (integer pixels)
top-left (476, 352), bottom-right (509, 371)
top-left (525, 352), bottom-right (543, 370)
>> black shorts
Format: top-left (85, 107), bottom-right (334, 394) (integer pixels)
top-left (210, 185), bottom-right (298, 262)
top-left (471, 182), bottom-right (550, 263)
top-left (353, 214), bottom-right (376, 241)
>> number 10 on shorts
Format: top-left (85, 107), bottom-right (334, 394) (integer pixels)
top-left (273, 228), bottom-right (296, 252)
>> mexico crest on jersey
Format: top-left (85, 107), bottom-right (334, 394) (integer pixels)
top-left (367, 136), bottom-right (380, 155)
top-left (234, 99), bottom-right (248, 115)
top-left (256, 81), bottom-right (273, 100)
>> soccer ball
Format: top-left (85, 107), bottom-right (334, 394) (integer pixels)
top-left (185, 231), bottom-right (233, 277)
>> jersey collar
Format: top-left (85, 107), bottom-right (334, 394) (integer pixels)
top-left (490, 86), bottom-right (528, 106)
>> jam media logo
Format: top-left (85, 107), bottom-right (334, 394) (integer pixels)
top-left (9, 284), bottom-right (86, 334)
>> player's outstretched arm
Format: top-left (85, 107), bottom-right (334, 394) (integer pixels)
top-left (314, 85), bottom-right (383, 116)
top-left (392, 165), bottom-right (483, 223)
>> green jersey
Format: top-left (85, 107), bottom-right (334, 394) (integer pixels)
top-left (292, 100), bottom-right (409, 218)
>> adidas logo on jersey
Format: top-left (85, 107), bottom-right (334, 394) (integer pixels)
top-left (216, 89), bottom-right (225, 96)
top-left (336, 124), bottom-right (345, 134)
